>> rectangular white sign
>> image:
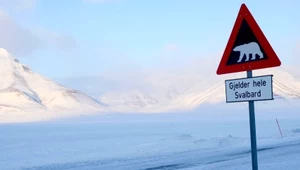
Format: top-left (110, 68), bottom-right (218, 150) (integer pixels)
top-left (225, 75), bottom-right (273, 103)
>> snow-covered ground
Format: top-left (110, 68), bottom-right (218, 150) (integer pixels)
top-left (1, 110), bottom-right (300, 170)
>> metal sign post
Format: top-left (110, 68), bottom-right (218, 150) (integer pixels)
top-left (247, 70), bottom-right (258, 170)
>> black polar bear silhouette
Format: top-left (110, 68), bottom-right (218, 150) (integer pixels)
top-left (233, 42), bottom-right (264, 63)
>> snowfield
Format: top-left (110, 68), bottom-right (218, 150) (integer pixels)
top-left (1, 110), bottom-right (300, 170)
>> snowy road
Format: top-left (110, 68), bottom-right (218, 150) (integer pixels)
top-left (21, 138), bottom-right (300, 170)
top-left (2, 116), bottom-right (300, 170)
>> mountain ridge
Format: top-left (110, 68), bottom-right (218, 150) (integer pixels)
top-left (0, 48), bottom-right (107, 118)
top-left (1, 48), bottom-right (300, 123)
top-left (90, 67), bottom-right (300, 113)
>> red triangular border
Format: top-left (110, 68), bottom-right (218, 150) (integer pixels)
top-left (216, 3), bottom-right (281, 75)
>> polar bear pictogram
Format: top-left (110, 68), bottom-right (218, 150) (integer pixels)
top-left (233, 42), bottom-right (264, 63)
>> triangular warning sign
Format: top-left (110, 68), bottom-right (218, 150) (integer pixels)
top-left (216, 4), bottom-right (281, 75)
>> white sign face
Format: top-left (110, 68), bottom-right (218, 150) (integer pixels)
top-left (225, 75), bottom-right (273, 103)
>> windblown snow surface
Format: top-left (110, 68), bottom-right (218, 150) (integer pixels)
top-left (1, 108), bottom-right (300, 170)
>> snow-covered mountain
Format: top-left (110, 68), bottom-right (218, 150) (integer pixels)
top-left (59, 64), bottom-right (300, 113)
top-left (99, 90), bottom-right (159, 112)
top-left (1, 47), bottom-right (300, 122)
top-left (165, 67), bottom-right (300, 111)
top-left (0, 48), bottom-right (106, 118)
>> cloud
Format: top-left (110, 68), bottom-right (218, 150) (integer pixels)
top-left (83, 0), bottom-right (121, 4)
top-left (0, 9), bottom-right (78, 57)
top-left (35, 28), bottom-right (78, 52)
top-left (163, 44), bottom-right (179, 53)
top-left (158, 43), bottom-right (183, 67)
top-left (0, 9), bottom-right (41, 56)
top-left (0, 0), bottom-right (38, 11)
top-left (293, 42), bottom-right (300, 63)
top-left (142, 43), bottom-right (220, 77)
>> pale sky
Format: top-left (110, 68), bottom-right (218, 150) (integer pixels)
top-left (0, 0), bottom-right (299, 78)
